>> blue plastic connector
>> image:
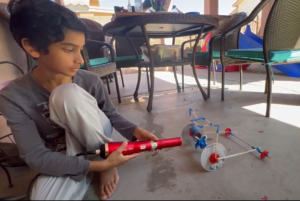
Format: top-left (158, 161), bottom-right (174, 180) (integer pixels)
top-left (253, 147), bottom-right (262, 154)
top-left (215, 125), bottom-right (220, 133)
top-left (198, 125), bottom-right (204, 129)
top-left (191, 117), bottom-right (206, 122)
top-left (195, 135), bottom-right (208, 149)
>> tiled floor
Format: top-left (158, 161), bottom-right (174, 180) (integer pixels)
top-left (1, 65), bottom-right (300, 200)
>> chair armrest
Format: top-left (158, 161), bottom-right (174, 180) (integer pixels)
top-left (0, 155), bottom-right (19, 163)
top-left (0, 61), bottom-right (25, 75)
top-left (181, 32), bottom-right (210, 57)
top-left (222, 0), bottom-right (271, 37)
top-left (181, 39), bottom-right (196, 58)
top-left (0, 5), bottom-right (10, 23)
top-left (209, 34), bottom-right (222, 44)
top-left (219, 0), bottom-right (271, 55)
top-left (86, 39), bottom-right (116, 62)
top-left (208, 34), bottom-right (222, 52)
top-left (0, 133), bottom-right (14, 142)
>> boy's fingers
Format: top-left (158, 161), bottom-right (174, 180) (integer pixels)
top-left (125, 153), bottom-right (141, 160)
top-left (151, 135), bottom-right (159, 141)
top-left (117, 141), bottom-right (128, 152)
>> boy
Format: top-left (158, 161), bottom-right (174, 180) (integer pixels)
top-left (0, 0), bottom-right (158, 200)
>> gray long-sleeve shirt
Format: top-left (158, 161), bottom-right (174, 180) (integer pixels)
top-left (0, 69), bottom-right (137, 182)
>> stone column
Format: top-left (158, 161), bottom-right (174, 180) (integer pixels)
top-left (55, 0), bottom-right (64, 6)
top-left (204, 0), bottom-right (218, 15)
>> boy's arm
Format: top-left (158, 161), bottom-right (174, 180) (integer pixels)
top-left (95, 76), bottom-right (138, 140)
top-left (0, 95), bottom-right (90, 182)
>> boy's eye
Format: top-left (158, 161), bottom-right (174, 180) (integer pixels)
top-left (63, 49), bottom-right (74, 53)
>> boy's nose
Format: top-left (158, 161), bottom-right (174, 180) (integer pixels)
top-left (76, 51), bottom-right (85, 65)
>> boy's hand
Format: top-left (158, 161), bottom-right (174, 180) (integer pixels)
top-left (133, 127), bottom-right (158, 142)
top-left (106, 141), bottom-right (140, 167)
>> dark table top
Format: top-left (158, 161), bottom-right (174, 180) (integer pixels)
top-left (103, 13), bottom-right (229, 38)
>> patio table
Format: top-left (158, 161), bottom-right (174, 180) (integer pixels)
top-left (103, 12), bottom-right (229, 112)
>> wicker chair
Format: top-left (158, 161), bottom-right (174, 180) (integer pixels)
top-left (218, 0), bottom-right (300, 117)
top-left (113, 37), bottom-right (152, 100)
top-left (80, 18), bottom-right (149, 101)
top-left (0, 134), bottom-right (27, 189)
top-left (0, 2), bottom-right (38, 72)
top-left (0, 3), bottom-right (39, 189)
top-left (0, 61), bottom-right (27, 189)
top-left (81, 39), bottom-right (121, 103)
top-left (0, 2), bottom-right (9, 22)
top-left (80, 18), bottom-right (115, 92)
top-left (182, 12), bottom-right (248, 98)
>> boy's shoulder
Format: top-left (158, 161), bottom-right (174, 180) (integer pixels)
top-left (75, 69), bottom-right (100, 80)
top-left (0, 70), bottom-right (104, 100)
top-left (0, 73), bottom-right (32, 99)
top-left (74, 69), bottom-right (104, 87)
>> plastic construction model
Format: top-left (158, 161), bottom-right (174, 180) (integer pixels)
top-left (188, 108), bottom-right (270, 172)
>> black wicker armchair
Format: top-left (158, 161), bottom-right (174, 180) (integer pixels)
top-left (113, 36), bottom-right (152, 101)
top-left (0, 3), bottom-right (34, 188)
top-left (182, 12), bottom-right (248, 98)
top-left (0, 134), bottom-right (27, 188)
top-left (81, 39), bottom-right (121, 103)
top-left (218, 0), bottom-right (300, 117)
top-left (0, 61), bottom-right (27, 189)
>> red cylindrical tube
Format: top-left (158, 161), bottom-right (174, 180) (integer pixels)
top-left (98, 137), bottom-right (182, 159)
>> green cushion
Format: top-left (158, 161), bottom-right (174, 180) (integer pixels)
top-left (187, 51), bottom-right (220, 58)
top-left (226, 48), bottom-right (300, 62)
top-left (80, 57), bottom-right (110, 69)
top-left (115, 55), bottom-right (143, 62)
top-left (80, 55), bottom-right (144, 69)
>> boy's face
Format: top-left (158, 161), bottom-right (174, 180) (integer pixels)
top-left (23, 29), bottom-right (85, 77)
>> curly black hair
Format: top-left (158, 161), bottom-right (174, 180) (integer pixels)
top-left (7, 0), bottom-right (88, 54)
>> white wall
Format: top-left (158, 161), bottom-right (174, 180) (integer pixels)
top-left (237, 0), bottom-right (260, 15)
top-left (0, 4), bottom-right (27, 140)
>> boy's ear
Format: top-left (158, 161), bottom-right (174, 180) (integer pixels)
top-left (21, 38), bottom-right (40, 59)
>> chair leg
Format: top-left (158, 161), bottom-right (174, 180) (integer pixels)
top-left (147, 67), bottom-right (155, 112)
top-left (239, 65), bottom-right (243, 91)
top-left (0, 163), bottom-right (13, 188)
top-left (191, 29), bottom-right (208, 101)
top-left (264, 75), bottom-right (268, 94)
top-left (119, 69), bottom-right (125, 88)
top-left (221, 64), bottom-right (225, 101)
top-left (106, 76), bottom-right (111, 95)
top-left (208, 60), bottom-right (216, 98)
top-left (265, 65), bottom-right (272, 117)
top-left (114, 72), bottom-right (121, 103)
top-left (146, 67), bottom-right (150, 92)
top-left (208, 61), bottom-right (211, 99)
top-left (182, 66), bottom-right (185, 92)
top-left (134, 67), bottom-right (142, 102)
top-left (213, 60), bottom-right (216, 85)
top-left (171, 37), bottom-right (181, 93)
top-left (141, 25), bottom-right (155, 112)
top-left (173, 66), bottom-right (181, 92)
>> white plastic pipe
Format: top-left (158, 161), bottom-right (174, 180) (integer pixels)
top-left (203, 131), bottom-right (226, 134)
top-left (203, 131), bottom-right (238, 134)
top-left (218, 148), bottom-right (260, 160)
